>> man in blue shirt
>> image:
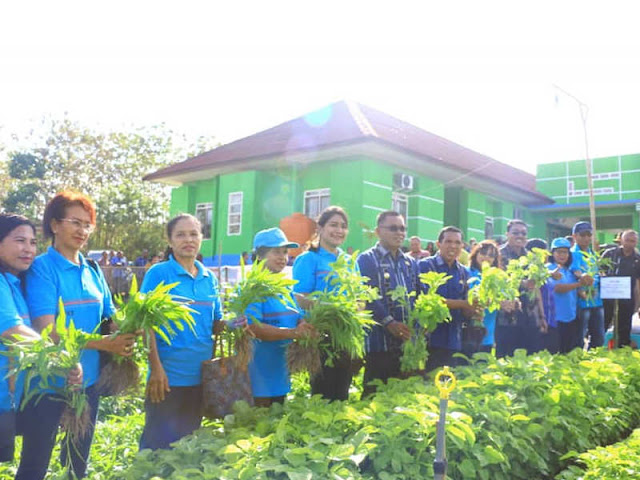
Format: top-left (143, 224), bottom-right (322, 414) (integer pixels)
top-left (357, 211), bottom-right (419, 397)
top-left (419, 226), bottom-right (478, 371)
top-left (570, 221), bottom-right (604, 349)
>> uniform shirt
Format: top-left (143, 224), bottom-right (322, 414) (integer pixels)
top-left (497, 244), bottom-right (543, 328)
top-left (419, 254), bottom-right (469, 351)
top-left (141, 255), bottom-right (222, 387)
top-left (26, 247), bottom-right (115, 388)
top-left (547, 263), bottom-right (578, 323)
top-left (245, 294), bottom-right (301, 397)
top-left (467, 267), bottom-right (497, 346)
top-left (570, 244), bottom-right (603, 308)
top-left (292, 247), bottom-right (346, 294)
top-left (357, 243), bottom-right (420, 354)
top-left (601, 246), bottom-right (640, 301)
top-left (0, 272), bottom-right (31, 412)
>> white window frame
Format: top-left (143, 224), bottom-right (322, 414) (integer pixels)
top-left (195, 202), bottom-right (213, 240)
top-left (304, 188), bottom-right (331, 219)
top-left (484, 216), bottom-right (494, 240)
top-left (227, 192), bottom-right (243, 236)
top-left (392, 192), bottom-right (408, 220)
top-left (513, 206), bottom-right (524, 220)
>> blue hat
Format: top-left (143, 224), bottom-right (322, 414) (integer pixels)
top-left (252, 228), bottom-right (299, 250)
top-left (572, 221), bottom-right (593, 234)
top-left (550, 237), bottom-right (571, 251)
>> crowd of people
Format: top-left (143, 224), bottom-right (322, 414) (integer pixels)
top-left (1, 192), bottom-right (639, 478)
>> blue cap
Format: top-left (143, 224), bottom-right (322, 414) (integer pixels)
top-left (572, 221), bottom-right (593, 234)
top-left (550, 237), bottom-right (571, 251)
top-left (252, 228), bottom-right (299, 250)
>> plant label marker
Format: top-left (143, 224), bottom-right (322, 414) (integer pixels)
top-left (434, 366), bottom-right (456, 480)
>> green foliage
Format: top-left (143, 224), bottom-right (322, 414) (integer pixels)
top-left (579, 250), bottom-right (614, 303)
top-left (302, 252), bottom-right (379, 366)
top-left (556, 428), bottom-right (640, 480)
top-left (505, 248), bottom-right (551, 300)
top-left (114, 276), bottom-right (197, 349)
top-left (468, 262), bottom-right (520, 312)
top-left (400, 272), bottom-right (452, 372)
top-left (120, 348), bottom-right (640, 479)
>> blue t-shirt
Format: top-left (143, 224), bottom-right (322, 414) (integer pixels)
top-left (245, 293), bottom-right (301, 397)
top-left (0, 272), bottom-right (31, 413)
top-left (26, 247), bottom-right (115, 388)
top-left (570, 245), bottom-right (602, 308)
top-left (467, 267), bottom-right (497, 346)
top-left (292, 247), bottom-right (349, 294)
top-left (547, 263), bottom-right (578, 323)
top-left (141, 256), bottom-right (222, 387)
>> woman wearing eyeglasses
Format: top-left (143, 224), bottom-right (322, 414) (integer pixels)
top-left (16, 191), bottom-right (137, 480)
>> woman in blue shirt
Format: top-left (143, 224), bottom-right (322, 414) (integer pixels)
top-left (17, 191), bottom-right (135, 480)
top-left (247, 228), bottom-right (314, 407)
top-left (0, 214), bottom-right (41, 464)
top-left (547, 237), bottom-right (585, 353)
top-left (139, 214), bottom-right (223, 450)
top-left (292, 206), bottom-right (356, 401)
top-left (466, 240), bottom-right (501, 355)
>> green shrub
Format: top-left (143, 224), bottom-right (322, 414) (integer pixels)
top-left (122, 348), bottom-right (640, 479)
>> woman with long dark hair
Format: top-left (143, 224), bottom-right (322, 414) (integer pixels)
top-left (139, 213), bottom-right (223, 450)
top-left (0, 214), bottom-right (41, 465)
top-left (17, 191), bottom-right (135, 480)
top-left (466, 240), bottom-right (502, 354)
top-left (292, 206), bottom-right (358, 401)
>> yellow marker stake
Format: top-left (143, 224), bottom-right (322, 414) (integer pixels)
top-left (435, 365), bottom-right (457, 400)
top-left (434, 366), bottom-right (456, 479)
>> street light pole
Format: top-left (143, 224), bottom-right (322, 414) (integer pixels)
top-left (553, 84), bottom-right (597, 250)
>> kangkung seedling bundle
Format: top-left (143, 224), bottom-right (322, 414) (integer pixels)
top-left (288, 253), bottom-right (378, 374)
top-left (505, 248), bottom-right (552, 301)
top-left (399, 271), bottom-right (452, 372)
top-left (2, 299), bottom-right (101, 440)
top-left (578, 250), bottom-right (613, 304)
top-left (225, 259), bottom-right (298, 370)
top-left (468, 262), bottom-right (520, 312)
top-left (95, 275), bottom-right (197, 395)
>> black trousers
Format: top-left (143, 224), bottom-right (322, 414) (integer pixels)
top-left (16, 386), bottom-right (100, 480)
top-left (495, 325), bottom-right (541, 358)
top-left (310, 351), bottom-right (357, 401)
top-left (0, 410), bottom-right (16, 463)
top-left (425, 347), bottom-right (458, 373)
top-left (605, 299), bottom-right (636, 347)
top-left (558, 320), bottom-right (582, 353)
top-left (361, 351), bottom-right (401, 398)
top-left (139, 385), bottom-right (203, 451)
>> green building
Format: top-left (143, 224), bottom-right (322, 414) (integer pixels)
top-left (534, 154), bottom-right (640, 245)
top-left (145, 101), bottom-right (553, 265)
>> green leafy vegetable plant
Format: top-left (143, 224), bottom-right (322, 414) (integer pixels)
top-left (505, 248), bottom-right (551, 300)
top-left (468, 262), bottom-right (520, 312)
top-left (95, 275), bottom-right (197, 395)
top-left (289, 252), bottom-right (378, 373)
top-left (578, 250), bottom-right (613, 304)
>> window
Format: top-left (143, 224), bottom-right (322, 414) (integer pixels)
top-left (485, 217), bottom-right (494, 239)
top-left (227, 192), bottom-right (243, 236)
top-left (195, 203), bottom-right (213, 240)
top-left (513, 207), bottom-right (524, 220)
top-left (392, 192), bottom-right (408, 220)
top-left (304, 188), bottom-right (330, 219)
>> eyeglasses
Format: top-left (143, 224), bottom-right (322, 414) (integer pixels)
top-left (60, 218), bottom-right (95, 233)
top-left (379, 225), bottom-right (407, 233)
top-left (509, 230), bottom-right (527, 236)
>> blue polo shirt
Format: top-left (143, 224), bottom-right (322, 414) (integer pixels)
top-left (467, 267), bottom-right (497, 346)
top-left (0, 272), bottom-right (31, 413)
top-left (570, 245), bottom-right (603, 308)
top-left (547, 263), bottom-right (578, 323)
top-left (26, 247), bottom-right (115, 388)
top-left (141, 256), bottom-right (222, 387)
top-left (292, 247), bottom-right (353, 294)
top-left (419, 253), bottom-right (469, 351)
top-left (245, 294), bottom-right (301, 397)
top-left (357, 244), bottom-right (420, 354)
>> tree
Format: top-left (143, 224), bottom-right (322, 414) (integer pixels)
top-left (3, 116), bottom-right (217, 257)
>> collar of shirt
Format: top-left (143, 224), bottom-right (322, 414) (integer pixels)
top-left (501, 244), bottom-right (527, 261)
top-left (375, 242), bottom-right (407, 263)
top-left (317, 246), bottom-right (341, 259)
top-left (3, 271), bottom-right (21, 289)
top-left (46, 245), bottom-right (88, 271)
top-left (168, 254), bottom-right (210, 279)
top-left (433, 252), bottom-right (462, 271)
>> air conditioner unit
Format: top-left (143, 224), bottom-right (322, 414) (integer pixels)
top-left (393, 173), bottom-right (414, 191)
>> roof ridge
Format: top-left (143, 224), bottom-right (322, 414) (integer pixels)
top-left (345, 100), bottom-right (378, 138)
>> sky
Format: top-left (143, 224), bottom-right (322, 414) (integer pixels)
top-left (1, 1), bottom-right (640, 174)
